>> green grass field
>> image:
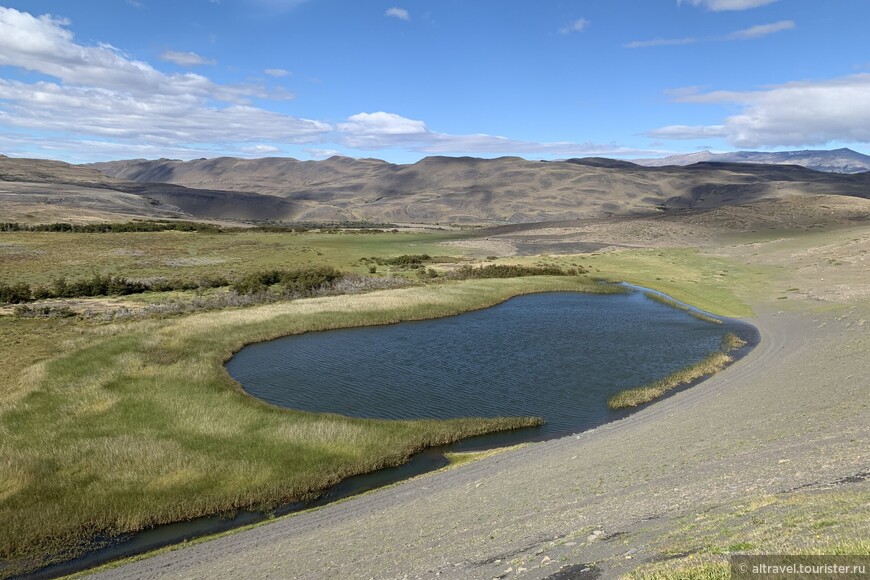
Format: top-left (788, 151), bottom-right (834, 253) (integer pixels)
top-left (0, 229), bottom-right (467, 286)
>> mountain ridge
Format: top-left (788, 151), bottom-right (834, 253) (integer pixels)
top-left (3, 152), bottom-right (870, 225)
top-left (632, 148), bottom-right (870, 174)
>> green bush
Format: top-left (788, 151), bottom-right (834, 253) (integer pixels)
top-left (0, 282), bottom-right (33, 304)
top-left (448, 264), bottom-right (582, 279)
top-left (232, 266), bottom-right (343, 296)
top-left (374, 254), bottom-right (431, 268)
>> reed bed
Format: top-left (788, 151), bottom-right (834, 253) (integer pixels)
top-left (643, 291), bottom-right (723, 325)
top-left (607, 332), bottom-right (747, 410)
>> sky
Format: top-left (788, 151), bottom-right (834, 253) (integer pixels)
top-left (0, 0), bottom-right (869, 164)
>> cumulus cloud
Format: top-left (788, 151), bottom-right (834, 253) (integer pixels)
top-left (679, 0), bottom-right (779, 11)
top-left (559, 19), bottom-right (589, 35)
top-left (159, 50), bottom-right (215, 66)
top-left (0, 7), bottom-right (327, 154)
top-left (264, 68), bottom-right (292, 77)
top-left (385, 7), bottom-right (410, 21)
top-left (648, 74), bottom-right (870, 147)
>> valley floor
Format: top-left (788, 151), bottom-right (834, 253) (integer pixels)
top-left (85, 219), bottom-right (869, 579)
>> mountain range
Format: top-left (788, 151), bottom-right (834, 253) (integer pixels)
top-left (2, 151), bottom-right (869, 225)
top-left (632, 148), bottom-right (870, 174)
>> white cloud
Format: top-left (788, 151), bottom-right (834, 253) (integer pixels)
top-left (305, 148), bottom-right (343, 159)
top-left (648, 73), bottom-right (870, 147)
top-left (264, 68), bottom-right (292, 77)
top-left (0, 6), bottom-right (662, 161)
top-left (338, 112), bottom-right (427, 147)
top-left (625, 37), bottom-right (698, 49)
top-left (160, 50), bottom-right (216, 66)
top-left (337, 112), bottom-right (662, 157)
top-left (385, 7), bottom-right (410, 21)
top-left (679, 0), bottom-right (779, 11)
top-left (0, 6), bottom-right (326, 154)
top-left (559, 19), bottom-right (589, 35)
top-left (628, 19), bottom-right (794, 48)
top-left (645, 125), bottom-right (729, 140)
top-left (240, 144), bottom-right (281, 154)
top-left (729, 20), bottom-right (794, 39)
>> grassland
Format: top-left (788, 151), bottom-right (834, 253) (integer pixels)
top-left (517, 248), bottom-right (766, 318)
top-left (5, 221), bottom-right (849, 579)
top-left (0, 229), bottom-right (467, 286)
top-left (0, 242), bottom-right (611, 577)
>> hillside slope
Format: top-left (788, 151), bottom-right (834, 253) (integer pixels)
top-left (0, 156), bottom-right (299, 223)
top-left (91, 155), bottom-right (870, 224)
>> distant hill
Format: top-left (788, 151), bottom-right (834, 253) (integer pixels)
top-left (88, 154), bottom-right (870, 224)
top-left (633, 148), bottom-right (870, 174)
top-left (0, 156), bottom-right (299, 223)
top-left (4, 153), bottom-right (870, 225)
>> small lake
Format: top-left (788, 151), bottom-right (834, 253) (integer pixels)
top-left (227, 291), bottom-right (752, 449)
top-left (35, 290), bottom-right (755, 578)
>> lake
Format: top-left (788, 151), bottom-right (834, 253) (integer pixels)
top-left (227, 290), bottom-right (753, 449)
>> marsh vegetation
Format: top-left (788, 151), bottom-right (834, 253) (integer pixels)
top-left (607, 332), bottom-right (748, 409)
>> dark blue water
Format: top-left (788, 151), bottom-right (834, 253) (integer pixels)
top-left (227, 291), bottom-right (750, 446)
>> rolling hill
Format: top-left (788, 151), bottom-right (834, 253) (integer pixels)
top-left (89, 154), bottom-right (870, 224)
top-left (3, 153), bottom-right (869, 225)
top-left (0, 155), bottom-right (299, 223)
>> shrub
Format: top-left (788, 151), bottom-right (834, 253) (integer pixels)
top-left (231, 266), bottom-right (344, 296)
top-left (374, 254), bottom-right (431, 268)
top-left (447, 264), bottom-right (582, 280)
top-left (0, 282), bottom-right (32, 304)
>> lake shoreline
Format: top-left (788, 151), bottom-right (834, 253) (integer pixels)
top-left (35, 283), bottom-right (759, 580)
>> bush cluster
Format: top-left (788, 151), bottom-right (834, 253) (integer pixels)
top-left (0, 274), bottom-right (229, 304)
top-left (448, 264), bottom-right (584, 279)
top-left (360, 254), bottom-right (432, 269)
top-left (231, 266), bottom-right (343, 295)
top-left (0, 221), bottom-right (222, 233)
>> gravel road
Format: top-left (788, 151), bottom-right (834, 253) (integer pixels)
top-left (88, 296), bottom-right (869, 580)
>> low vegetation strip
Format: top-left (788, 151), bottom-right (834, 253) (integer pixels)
top-left (0, 266), bottom-right (348, 305)
top-left (643, 291), bottom-right (722, 324)
top-left (448, 264), bottom-right (588, 279)
top-left (0, 276), bottom-right (599, 577)
top-left (607, 333), bottom-right (747, 410)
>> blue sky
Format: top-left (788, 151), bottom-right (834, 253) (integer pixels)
top-left (0, 0), bottom-right (868, 163)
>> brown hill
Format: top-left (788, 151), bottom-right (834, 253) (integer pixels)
top-left (0, 156), bottom-right (299, 223)
top-left (90, 155), bottom-right (870, 224)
